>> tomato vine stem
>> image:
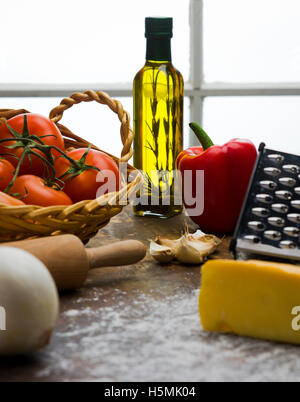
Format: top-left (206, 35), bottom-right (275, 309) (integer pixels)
top-left (0, 115), bottom-right (102, 193)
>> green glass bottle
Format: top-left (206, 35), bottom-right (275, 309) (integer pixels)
top-left (133, 17), bottom-right (184, 218)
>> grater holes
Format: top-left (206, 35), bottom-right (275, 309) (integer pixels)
top-left (264, 167), bottom-right (281, 177)
top-left (271, 203), bottom-right (289, 214)
top-left (267, 154), bottom-right (285, 164)
top-left (279, 177), bottom-right (296, 187)
top-left (252, 207), bottom-right (269, 217)
top-left (279, 240), bottom-right (297, 249)
top-left (282, 164), bottom-right (300, 174)
top-left (283, 227), bottom-right (300, 237)
top-left (248, 221), bottom-right (265, 231)
top-left (267, 216), bottom-right (285, 227)
top-left (275, 190), bottom-right (292, 200)
top-left (287, 213), bottom-right (300, 223)
top-left (291, 200), bottom-right (300, 210)
top-left (256, 194), bottom-right (273, 204)
top-left (264, 230), bottom-right (282, 241)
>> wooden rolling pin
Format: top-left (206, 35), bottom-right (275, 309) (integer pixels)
top-left (1, 235), bottom-right (146, 291)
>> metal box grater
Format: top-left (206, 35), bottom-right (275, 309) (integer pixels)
top-left (230, 142), bottom-right (300, 262)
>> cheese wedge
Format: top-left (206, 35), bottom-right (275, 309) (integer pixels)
top-left (199, 259), bottom-right (300, 344)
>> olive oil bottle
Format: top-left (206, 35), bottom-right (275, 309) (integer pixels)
top-left (133, 17), bottom-right (184, 218)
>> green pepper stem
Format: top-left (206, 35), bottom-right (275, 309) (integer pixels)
top-left (189, 122), bottom-right (214, 150)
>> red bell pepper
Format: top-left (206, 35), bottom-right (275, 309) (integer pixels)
top-left (177, 122), bottom-right (257, 234)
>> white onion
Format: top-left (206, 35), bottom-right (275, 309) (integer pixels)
top-left (0, 247), bottom-right (59, 355)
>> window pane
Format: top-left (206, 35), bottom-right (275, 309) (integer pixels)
top-left (203, 97), bottom-right (300, 155)
top-left (0, 96), bottom-right (190, 157)
top-left (1, 0), bottom-right (189, 84)
top-left (204, 0), bottom-right (300, 83)
top-left (0, 97), bottom-right (127, 157)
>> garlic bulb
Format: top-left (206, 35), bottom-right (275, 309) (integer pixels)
top-left (150, 230), bottom-right (221, 265)
top-left (0, 247), bottom-right (59, 356)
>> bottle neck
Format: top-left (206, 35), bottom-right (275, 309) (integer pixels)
top-left (146, 37), bottom-right (172, 62)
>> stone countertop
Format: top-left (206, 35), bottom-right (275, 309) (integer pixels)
top-left (0, 206), bottom-right (300, 382)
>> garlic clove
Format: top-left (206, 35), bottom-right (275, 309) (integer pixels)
top-left (200, 234), bottom-right (222, 245)
top-left (189, 229), bottom-right (206, 239)
top-left (149, 240), bottom-right (175, 263)
top-left (175, 234), bottom-right (216, 264)
top-left (175, 236), bottom-right (205, 264)
top-left (150, 230), bottom-right (221, 265)
top-left (154, 236), bottom-right (180, 250)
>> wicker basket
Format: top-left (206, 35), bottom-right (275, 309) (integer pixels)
top-left (0, 90), bottom-right (141, 243)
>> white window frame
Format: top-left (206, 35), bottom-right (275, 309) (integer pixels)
top-left (1, 0), bottom-right (300, 146)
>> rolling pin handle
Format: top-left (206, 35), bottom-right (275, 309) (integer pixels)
top-left (86, 240), bottom-right (146, 270)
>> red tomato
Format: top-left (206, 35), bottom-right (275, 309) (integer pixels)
top-left (0, 113), bottom-right (65, 176)
top-left (54, 148), bottom-right (120, 203)
top-left (0, 191), bottom-right (25, 206)
top-left (0, 159), bottom-right (15, 191)
top-left (9, 175), bottom-right (72, 207)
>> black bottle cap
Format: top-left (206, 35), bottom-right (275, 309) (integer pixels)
top-left (145, 17), bottom-right (173, 38)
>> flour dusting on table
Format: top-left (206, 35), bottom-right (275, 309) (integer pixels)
top-left (34, 286), bottom-right (300, 381)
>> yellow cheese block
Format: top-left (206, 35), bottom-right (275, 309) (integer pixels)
top-left (199, 259), bottom-right (300, 344)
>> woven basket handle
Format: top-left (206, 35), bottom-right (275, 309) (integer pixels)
top-left (49, 90), bottom-right (133, 162)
